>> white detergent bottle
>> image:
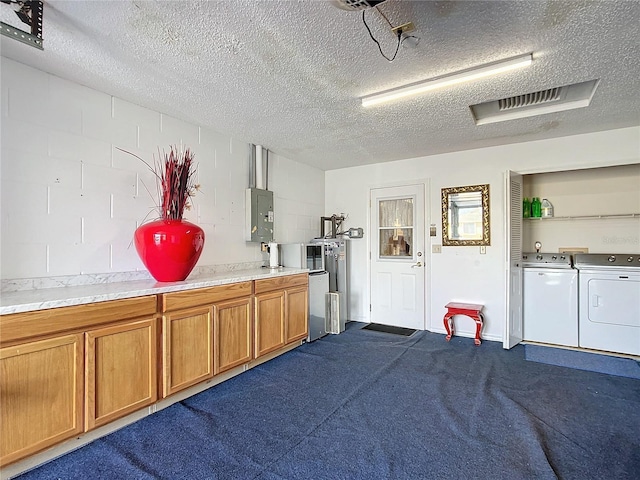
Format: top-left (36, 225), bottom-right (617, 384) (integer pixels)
top-left (541, 199), bottom-right (554, 218)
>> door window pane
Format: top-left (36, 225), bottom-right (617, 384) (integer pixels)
top-left (379, 198), bottom-right (413, 228)
top-left (379, 197), bottom-right (414, 257)
top-left (379, 228), bottom-right (413, 257)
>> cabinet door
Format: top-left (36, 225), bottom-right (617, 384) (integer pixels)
top-left (254, 290), bottom-right (285, 358)
top-left (214, 297), bottom-right (252, 375)
top-left (85, 318), bottom-right (157, 430)
top-left (286, 286), bottom-right (309, 344)
top-left (1, 334), bottom-right (83, 466)
top-left (163, 306), bottom-right (214, 398)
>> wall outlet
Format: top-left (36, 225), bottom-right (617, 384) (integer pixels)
top-left (432, 244), bottom-right (442, 254)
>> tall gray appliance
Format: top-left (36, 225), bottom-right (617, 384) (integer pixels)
top-left (307, 272), bottom-right (330, 341)
top-left (312, 238), bottom-right (349, 332)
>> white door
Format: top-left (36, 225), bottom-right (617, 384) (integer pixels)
top-left (370, 184), bottom-right (425, 330)
top-left (504, 170), bottom-right (523, 349)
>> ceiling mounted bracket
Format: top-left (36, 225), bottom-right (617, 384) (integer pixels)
top-left (1, 0), bottom-right (43, 50)
top-left (391, 22), bottom-right (415, 35)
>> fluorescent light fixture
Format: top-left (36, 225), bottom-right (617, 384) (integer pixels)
top-left (361, 53), bottom-right (533, 107)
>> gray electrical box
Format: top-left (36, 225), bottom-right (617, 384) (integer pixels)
top-left (245, 188), bottom-right (274, 243)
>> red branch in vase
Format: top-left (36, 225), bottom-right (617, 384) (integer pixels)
top-left (158, 147), bottom-right (197, 220)
top-left (118, 145), bottom-right (200, 222)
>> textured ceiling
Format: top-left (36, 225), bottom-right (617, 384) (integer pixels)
top-left (1, 0), bottom-right (639, 171)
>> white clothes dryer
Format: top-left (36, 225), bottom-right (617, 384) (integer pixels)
top-left (574, 254), bottom-right (640, 356)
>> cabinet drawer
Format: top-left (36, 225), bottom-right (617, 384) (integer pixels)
top-left (254, 274), bottom-right (309, 294)
top-left (160, 282), bottom-right (252, 312)
top-left (0, 296), bottom-right (157, 346)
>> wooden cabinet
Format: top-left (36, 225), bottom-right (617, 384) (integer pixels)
top-left (159, 281), bottom-right (252, 397)
top-left (162, 306), bottom-right (214, 397)
top-left (0, 296), bottom-right (157, 465)
top-left (254, 290), bottom-right (286, 357)
top-left (254, 273), bottom-right (309, 359)
top-left (85, 318), bottom-right (157, 430)
top-left (0, 296), bottom-right (157, 346)
top-left (214, 297), bottom-right (252, 374)
top-left (0, 334), bottom-right (84, 466)
top-left (0, 274), bottom-right (306, 468)
top-left (285, 286), bottom-right (309, 343)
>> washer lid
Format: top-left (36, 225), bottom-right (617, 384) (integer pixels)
top-left (522, 252), bottom-right (572, 268)
top-left (574, 253), bottom-right (640, 269)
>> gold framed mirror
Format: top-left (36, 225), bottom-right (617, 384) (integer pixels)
top-left (441, 184), bottom-right (490, 246)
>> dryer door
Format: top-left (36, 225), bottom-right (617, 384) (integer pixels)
top-left (586, 276), bottom-right (640, 327)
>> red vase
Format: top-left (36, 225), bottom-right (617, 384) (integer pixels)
top-left (134, 219), bottom-right (205, 282)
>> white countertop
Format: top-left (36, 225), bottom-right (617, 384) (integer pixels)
top-left (0, 267), bottom-right (308, 315)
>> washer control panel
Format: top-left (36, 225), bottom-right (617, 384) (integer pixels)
top-left (522, 252), bottom-right (572, 267)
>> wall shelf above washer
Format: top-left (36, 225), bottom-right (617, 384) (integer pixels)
top-left (525, 213), bottom-right (640, 221)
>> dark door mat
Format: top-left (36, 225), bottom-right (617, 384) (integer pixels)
top-left (361, 323), bottom-right (417, 336)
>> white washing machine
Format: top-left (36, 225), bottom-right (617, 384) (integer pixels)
top-left (522, 252), bottom-right (578, 347)
top-left (575, 254), bottom-right (640, 356)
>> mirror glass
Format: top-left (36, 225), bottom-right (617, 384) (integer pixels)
top-left (442, 184), bottom-right (490, 246)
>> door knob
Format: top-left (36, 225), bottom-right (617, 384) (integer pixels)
top-left (411, 262), bottom-right (423, 268)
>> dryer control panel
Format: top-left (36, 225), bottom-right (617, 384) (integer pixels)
top-left (574, 254), bottom-right (640, 269)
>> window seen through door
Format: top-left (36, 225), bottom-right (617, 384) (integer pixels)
top-left (378, 197), bottom-right (413, 257)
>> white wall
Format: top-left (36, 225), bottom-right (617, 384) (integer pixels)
top-left (0, 57), bottom-right (324, 280)
top-left (270, 152), bottom-right (325, 244)
top-left (325, 127), bottom-right (640, 342)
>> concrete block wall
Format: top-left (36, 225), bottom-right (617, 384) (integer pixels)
top-left (0, 57), bottom-right (325, 280)
top-left (270, 152), bottom-right (326, 244)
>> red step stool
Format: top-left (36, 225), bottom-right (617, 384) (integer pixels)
top-left (443, 302), bottom-right (484, 346)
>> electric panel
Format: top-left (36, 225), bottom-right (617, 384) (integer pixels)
top-left (245, 188), bottom-right (274, 243)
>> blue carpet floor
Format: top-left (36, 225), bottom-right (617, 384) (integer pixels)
top-left (13, 323), bottom-right (640, 480)
top-left (525, 344), bottom-right (640, 379)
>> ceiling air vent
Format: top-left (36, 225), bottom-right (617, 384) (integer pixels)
top-left (470, 79), bottom-right (599, 125)
top-left (499, 87), bottom-right (561, 110)
top-left (331, 0), bottom-right (387, 11)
